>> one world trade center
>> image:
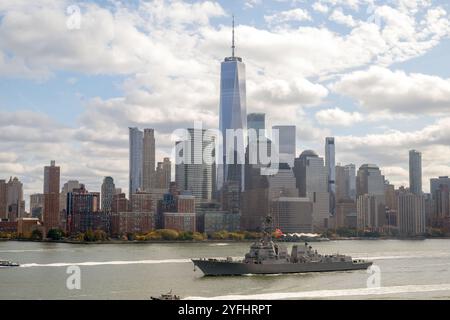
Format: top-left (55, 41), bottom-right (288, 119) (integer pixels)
top-left (217, 17), bottom-right (247, 192)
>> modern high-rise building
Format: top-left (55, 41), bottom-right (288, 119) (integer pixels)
top-left (131, 191), bottom-right (152, 213)
top-left (241, 163), bottom-right (297, 231)
top-left (155, 157), bottom-right (171, 190)
top-left (294, 150), bottom-right (330, 229)
top-left (175, 129), bottom-right (215, 201)
top-left (325, 137), bottom-right (336, 216)
top-left (67, 185), bottom-right (100, 234)
top-left (30, 193), bottom-right (44, 220)
top-left (357, 194), bottom-right (386, 231)
top-left (0, 180), bottom-right (7, 219)
top-left (129, 127), bottom-right (144, 199)
top-left (43, 161), bottom-right (60, 232)
top-left (273, 125), bottom-right (296, 167)
top-left (409, 150), bottom-right (422, 195)
top-left (143, 129), bottom-right (156, 191)
top-left (60, 180), bottom-right (80, 213)
top-left (247, 113), bottom-right (265, 132)
top-left (218, 17), bottom-right (247, 191)
top-left (6, 177), bottom-right (25, 221)
top-left (271, 197), bottom-right (313, 233)
top-left (356, 164), bottom-right (385, 197)
top-left (397, 192), bottom-right (426, 236)
top-left (430, 176), bottom-right (450, 200)
top-left (336, 164), bottom-right (356, 202)
top-left (101, 176), bottom-right (115, 213)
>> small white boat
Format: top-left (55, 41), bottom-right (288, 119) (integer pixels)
top-left (0, 260), bottom-right (20, 267)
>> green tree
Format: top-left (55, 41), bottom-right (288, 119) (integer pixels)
top-left (192, 232), bottom-right (205, 241)
top-left (93, 229), bottom-right (107, 241)
top-left (30, 229), bottom-right (43, 240)
top-left (178, 231), bottom-right (194, 241)
top-left (47, 228), bottom-right (64, 240)
top-left (160, 229), bottom-right (179, 240)
top-left (84, 229), bottom-right (95, 242)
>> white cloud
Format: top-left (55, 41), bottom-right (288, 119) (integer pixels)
top-left (315, 107), bottom-right (363, 126)
top-left (1, 0), bottom-right (450, 203)
top-left (264, 8), bottom-right (312, 25)
top-left (312, 3), bottom-right (329, 14)
top-left (329, 8), bottom-right (358, 27)
top-left (333, 66), bottom-right (450, 115)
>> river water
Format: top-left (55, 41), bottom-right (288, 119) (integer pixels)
top-left (1, 239), bottom-right (450, 300)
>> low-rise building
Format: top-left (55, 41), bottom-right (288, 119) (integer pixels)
top-left (110, 211), bottom-right (154, 236)
top-left (163, 212), bottom-right (196, 232)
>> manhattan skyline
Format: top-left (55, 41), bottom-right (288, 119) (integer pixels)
top-left (1, 0), bottom-right (450, 205)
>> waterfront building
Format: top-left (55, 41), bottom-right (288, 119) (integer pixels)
top-left (17, 218), bottom-right (41, 237)
top-left (357, 194), bottom-right (386, 231)
top-left (409, 150), bottom-right (422, 195)
top-left (163, 212), bottom-right (196, 232)
top-left (204, 211), bottom-right (240, 235)
top-left (397, 192), bottom-right (426, 236)
top-left (271, 197), bottom-right (313, 233)
top-left (111, 211), bottom-right (154, 236)
top-left (66, 185), bottom-right (100, 234)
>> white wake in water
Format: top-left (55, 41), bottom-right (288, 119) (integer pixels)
top-left (185, 284), bottom-right (450, 300)
top-left (20, 258), bottom-right (192, 268)
top-left (18, 252), bottom-right (450, 268)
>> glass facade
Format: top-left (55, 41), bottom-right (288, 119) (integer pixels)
top-left (218, 57), bottom-right (247, 190)
top-left (129, 127), bottom-right (143, 199)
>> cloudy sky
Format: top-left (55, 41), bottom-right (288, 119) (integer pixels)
top-left (1, 0), bottom-right (450, 207)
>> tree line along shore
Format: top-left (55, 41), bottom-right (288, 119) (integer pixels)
top-left (1, 227), bottom-right (448, 243)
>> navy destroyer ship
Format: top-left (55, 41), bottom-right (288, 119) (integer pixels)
top-left (192, 216), bottom-right (372, 276)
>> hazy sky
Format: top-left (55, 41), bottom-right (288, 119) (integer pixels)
top-left (1, 0), bottom-right (450, 206)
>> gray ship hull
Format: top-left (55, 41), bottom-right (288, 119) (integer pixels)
top-left (192, 259), bottom-right (372, 276)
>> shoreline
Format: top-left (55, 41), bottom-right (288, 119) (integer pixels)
top-left (1, 236), bottom-right (450, 245)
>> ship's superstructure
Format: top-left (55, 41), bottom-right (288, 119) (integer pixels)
top-left (192, 216), bottom-right (372, 276)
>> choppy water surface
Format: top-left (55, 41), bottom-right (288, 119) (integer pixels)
top-left (1, 239), bottom-right (450, 300)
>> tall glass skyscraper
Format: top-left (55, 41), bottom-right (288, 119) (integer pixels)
top-left (273, 125), bottom-right (296, 167)
top-left (325, 137), bottom-right (336, 216)
top-left (129, 127), bottom-right (143, 199)
top-left (217, 17), bottom-right (247, 191)
top-left (409, 149), bottom-right (422, 195)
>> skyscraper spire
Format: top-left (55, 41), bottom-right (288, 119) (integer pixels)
top-left (232, 15), bottom-right (235, 58)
